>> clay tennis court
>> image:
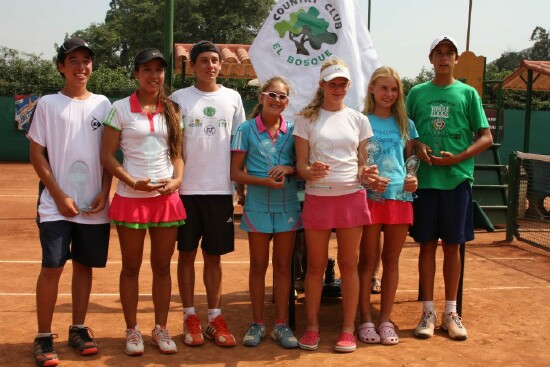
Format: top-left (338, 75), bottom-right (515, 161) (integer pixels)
top-left (1, 163), bottom-right (549, 366)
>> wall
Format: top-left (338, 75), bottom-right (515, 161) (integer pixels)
top-left (500, 110), bottom-right (550, 158)
top-left (0, 96), bottom-right (31, 161)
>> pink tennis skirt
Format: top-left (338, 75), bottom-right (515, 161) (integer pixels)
top-left (367, 199), bottom-right (413, 225)
top-left (109, 192), bottom-right (186, 229)
top-left (302, 190), bottom-right (371, 230)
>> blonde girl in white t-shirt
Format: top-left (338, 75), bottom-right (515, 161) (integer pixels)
top-left (293, 59), bottom-right (378, 353)
top-left (101, 48), bottom-right (186, 356)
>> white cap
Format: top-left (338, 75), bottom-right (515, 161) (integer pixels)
top-left (320, 64), bottom-right (351, 82)
top-left (429, 36), bottom-right (458, 55)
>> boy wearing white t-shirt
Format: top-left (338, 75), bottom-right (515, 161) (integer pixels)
top-left (27, 38), bottom-right (112, 367)
top-left (170, 41), bottom-right (246, 347)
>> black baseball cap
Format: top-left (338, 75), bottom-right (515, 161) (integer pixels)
top-left (56, 37), bottom-right (94, 63)
top-left (190, 40), bottom-right (222, 63)
top-left (134, 48), bottom-right (167, 71)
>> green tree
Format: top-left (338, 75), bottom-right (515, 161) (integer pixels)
top-left (71, 0), bottom-right (273, 69)
top-left (0, 47), bottom-right (61, 95)
top-left (528, 26), bottom-right (550, 61)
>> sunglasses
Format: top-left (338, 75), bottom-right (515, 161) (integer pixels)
top-left (262, 92), bottom-right (289, 101)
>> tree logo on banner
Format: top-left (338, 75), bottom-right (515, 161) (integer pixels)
top-left (270, 2), bottom-right (342, 67)
top-left (274, 7), bottom-right (337, 56)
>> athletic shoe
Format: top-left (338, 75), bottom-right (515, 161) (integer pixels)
top-left (68, 326), bottom-right (98, 355)
top-left (298, 330), bottom-right (320, 351)
top-left (151, 325), bottom-right (178, 354)
top-left (33, 334), bottom-right (59, 367)
top-left (413, 310), bottom-right (437, 338)
top-left (125, 326), bottom-right (144, 356)
top-left (242, 323), bottom-right (266, 347)
top-left (204, 315), bottom-right (236, 347)
top-left (270, 324), bottom-right (298, 349)
top-left (183, 314), bottom-right (204, 346)
top-left (441, 312), bottom-right (468, 340)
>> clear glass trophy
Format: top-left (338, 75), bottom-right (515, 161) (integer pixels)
top-left (396, 155), bottom-right (421, 201)
top-left (360, 139), bottom-right (382, 193)
top-left (308, 139), bottom-right (334, 189)
top-left (141, 135), bottom-right (163, 184)
top-left (68, 161), bottom-right (91, 212)
top-left (368, 154), bottom-right (396, 203)
top-left (430, 119), bottom-right (445, 156)
top-left (258, 139), bottom-right (281, 182)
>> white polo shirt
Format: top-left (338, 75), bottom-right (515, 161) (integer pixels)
top-left (104, 92), bottom-right (178, 198)
top-left (170, 85), bottom-right (246, 195)
top-left (27, 92), bottom-right (111, 224)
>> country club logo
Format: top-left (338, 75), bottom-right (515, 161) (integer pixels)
top-left (271, 2), bottom-right (342, 66)
top-left (203, 106), bottom-right (216, 117)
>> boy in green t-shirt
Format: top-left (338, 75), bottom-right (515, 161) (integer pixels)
top-left (406, 36), bottom-right (493, 341)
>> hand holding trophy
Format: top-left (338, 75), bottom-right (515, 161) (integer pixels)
top-left (396, 155), bottom-right (420, 201)
top-left (308, 139), bottom-right (333, 189)
top-left (68, 161), bottom-right (91, 212)
top-left (258, 138), bottom-right (283, 186)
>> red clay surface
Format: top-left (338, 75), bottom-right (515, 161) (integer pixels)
top-left (0, 163), bottom-right (549, 366)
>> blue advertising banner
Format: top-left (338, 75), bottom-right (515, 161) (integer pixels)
top-left (15, 94), bottom-right (40, 132)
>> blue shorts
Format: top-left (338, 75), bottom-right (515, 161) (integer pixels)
top-left (38, 220), bottom-right (110, 268)
top-left (240, 209), bottom-right (302, 233)
top-left (177, 195), bottom-right (234, 255)
top-left (410, 181), bottom-right (474, 244)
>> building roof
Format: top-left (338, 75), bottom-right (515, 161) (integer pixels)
top-left (501, 60), bottom-right (550, 92)
top-left (174, 43), bottom-right (256, 79)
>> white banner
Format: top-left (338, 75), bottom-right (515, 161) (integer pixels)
top-left (250, 0), bottom-right (380, 118)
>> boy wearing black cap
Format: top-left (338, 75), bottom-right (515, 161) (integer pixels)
top-left (28, 37), bottom-right (112, 366)
top-left (406, 36), bottom-right (492, 341)
top-left (170, 41), bottom-right (246, 347)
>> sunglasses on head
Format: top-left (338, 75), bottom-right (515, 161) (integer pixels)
top-left (262, 92), bottom-right (288, 101)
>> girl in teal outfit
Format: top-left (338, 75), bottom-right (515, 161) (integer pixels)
top-left (357, 66), bottom-right (418, 345)
top-left (230, 76), bottom-right (300, 349)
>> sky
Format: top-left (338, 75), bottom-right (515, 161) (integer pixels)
top-left (0, 0), bottom-right (549, 78)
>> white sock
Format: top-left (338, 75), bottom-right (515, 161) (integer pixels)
top-left (70, 324), bottom-right (85, 329)
top-left (445, 300), bottom-right (457, 314)
top-left (423, 301), bottom-right (435, 314)
top-left (184, 307), bottom-right (196, 320)
top-left (208, 308), bottom-right (221, 322)
top-left (36, 332), bottom-right (52, 338)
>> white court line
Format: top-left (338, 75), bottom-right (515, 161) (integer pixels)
top-left (0, 260), bottom-right (251, 264)
top-left (0, 258), bottom-right (538, 264)
top-left (1, 285), bottom-right (549, 297)
top-left (0, 195), bottom-right (37, 197)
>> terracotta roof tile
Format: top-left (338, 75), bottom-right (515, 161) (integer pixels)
top-left (502, 60), bottom-right (550, 92)
top-left (174, 43), bottom-right (256, 79)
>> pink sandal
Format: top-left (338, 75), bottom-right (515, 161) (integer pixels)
top-left (334, 332), bottom-right (356, 353)
top-left (298, 330), bottom-right (320, 351)
top-left (378, 322), bottom-right (399, 345)
top-left (356, 322), bottom-right (380, 344)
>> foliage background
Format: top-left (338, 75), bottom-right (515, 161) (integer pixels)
top-left (0, 0), bottom-right (548, 110)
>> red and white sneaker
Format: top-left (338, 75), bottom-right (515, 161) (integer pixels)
top-left (125, 326), bottom-right (144, 356)
top-left (183, 314), bottom-right (204, 346)
top-left (151, 325), bottom-right (177, 354)
top-left (203, 315), bottom-right (236, 347)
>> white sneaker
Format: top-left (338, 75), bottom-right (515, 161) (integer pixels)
top-left (441, 312), bottom-right (468, 340)
top-left (125, 326), bottom-right (144, 356)
top-left (413, 311), bottom-right (437, 338)
top-left (152, 325), bottom-right (177, 354)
